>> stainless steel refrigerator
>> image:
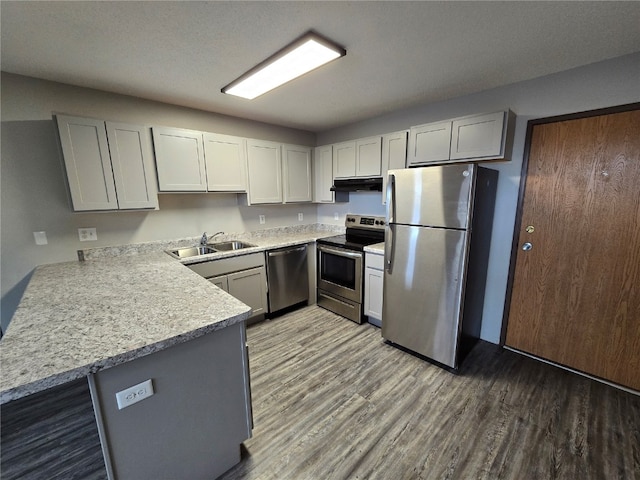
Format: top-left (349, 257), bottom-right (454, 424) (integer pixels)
top-left (382, 164), bottom-right (498, 369)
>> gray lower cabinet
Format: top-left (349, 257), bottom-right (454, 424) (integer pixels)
top-left (89, 322), bottom-right (252, 480)
top-left (189, 253), bottom-right (268, 321)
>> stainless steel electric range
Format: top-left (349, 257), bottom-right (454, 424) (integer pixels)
top-left (316, 214), bottom-right (386, 323)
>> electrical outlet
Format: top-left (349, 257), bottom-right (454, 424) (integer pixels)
top-left (115, 379), bottom-right (154, 410)
top-left (78, 227), bottom-right (97, 242)
top-left (259, 215), bottom-right (266, 225)
top-left (334, 213), bottom-right (339, 220)
top-left (33, 231), bottom-right (48, 245)
top-left (298, 212), bottom-right (303, 221)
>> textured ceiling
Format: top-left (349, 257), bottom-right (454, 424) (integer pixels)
top-left (2, 1), bottom-right (640, 132)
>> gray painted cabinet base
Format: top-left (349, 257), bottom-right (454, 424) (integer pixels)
top-left (89, 322), bottom-right (252, 480)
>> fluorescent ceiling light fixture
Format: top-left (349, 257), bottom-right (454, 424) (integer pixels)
top-left (222, 31), bottom-right (346, 100)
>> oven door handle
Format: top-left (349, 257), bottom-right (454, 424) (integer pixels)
top-left (318, 245), bottom-right (363, 259)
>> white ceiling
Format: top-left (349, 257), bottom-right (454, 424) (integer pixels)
top-left (2, 1), bottom-right (640, 132)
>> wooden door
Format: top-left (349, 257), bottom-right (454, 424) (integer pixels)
top-left (505, 108), bottom-right (640, 390)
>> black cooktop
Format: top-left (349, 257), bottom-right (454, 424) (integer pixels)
top-left (317, 214), bottom-right (386, 251)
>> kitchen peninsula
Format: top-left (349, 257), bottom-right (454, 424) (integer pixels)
top-left (0, 251), bottom-right (254, 479)
top-left (0, 225), bottom-right (342, 479)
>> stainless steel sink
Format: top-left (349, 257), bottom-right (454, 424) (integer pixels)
top-left (209, 240), bottom-right (256, 251)
top-left (167, 246), bottom-right (216, 259)
top-left (167, 240), bottom-right (256, 259)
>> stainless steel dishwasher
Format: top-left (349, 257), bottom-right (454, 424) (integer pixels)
top-left (266, 244), bottom-right (309, 314)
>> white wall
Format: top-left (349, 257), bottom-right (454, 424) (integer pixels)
top-left (318, 52), bottom-right (640, 343)
top-left (0, 73), bottom-right (317, 331)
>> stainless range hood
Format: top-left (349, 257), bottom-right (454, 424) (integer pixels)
top-left (330, 177), bottom-right (383, 192)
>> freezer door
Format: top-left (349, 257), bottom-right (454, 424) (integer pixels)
top-left (382, 224), bottom-right (467, 368)
top-left (387, 164), bottom-right (474, 229)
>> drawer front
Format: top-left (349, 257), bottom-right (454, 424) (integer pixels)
top-left (365, 252), bottom-right (384, 270)
top-left (188, 252), bottom-right (265, 278)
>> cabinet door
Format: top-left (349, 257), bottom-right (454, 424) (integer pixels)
top-left (56, 114), bottom-right (118, 211)
top-left (208, 275), bottom-right (229, 292)
top-left (203, 133), bottom-right (247, 192)
top-left (282, 144), bottom-right (312, 203)
top-left (381, 131), bottom-right (408, 205)
top-left (246, 140), bottom-right (283, 204)
top-left (450, 111), bottom-right (505, 160)
top-left (152, 127), bottom-right (206, 192)
top-left (364, 265), bottom-right (384, 320)
top-left (227, 267), bottom-right (268, 319)
top-left (355, 136), bottom-right (382, 177)
top-left (333, 141), bottom-right (356, 178)
top-left (313, 145), bottom-right (335, 203)
top-left (407, 121), bottom-right (452, 166)
top-left (105, 122), bottom-right (159, 210)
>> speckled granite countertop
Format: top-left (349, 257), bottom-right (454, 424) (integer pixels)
top-left (0, 252), bottom-right (252, 404)
top-left (1, 224), bottom-right (345, 404)
top-left (79, 223), bottom-right (344, 263)
top-left (364, 242), bottom-right (385, 254)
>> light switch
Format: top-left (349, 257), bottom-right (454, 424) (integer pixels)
top-left (33, 231), bottom-right (48, 245)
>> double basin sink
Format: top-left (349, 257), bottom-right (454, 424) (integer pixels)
top-left (167, 241), bottom-right (256, 259)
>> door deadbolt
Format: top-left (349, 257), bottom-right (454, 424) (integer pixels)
top-left (525, 225), bottom-right (535, 233)
top-left (521, 242), bottom-right (533, 251)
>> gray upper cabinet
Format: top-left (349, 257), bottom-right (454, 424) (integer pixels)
top-left (408, 110), bottom-right (515, 166)
top-left (355, 136), bottom-right (382, 177)
top-left (152, 126), bottom-right (207, 192)
top-left (282, 144), bottom-right (312, 203)
top-left (56, 114), bottom-right (158, 211)
top-left (313, 145), bottom-right (335, 203)
top-left (246, 139), bottom-right (283, 204)
top-left (106, 122), bottom-right (159, 210)
top-left (407, 121), bottom-right (452, 166)
top-left (381, 130), bottom-right (408, 205)
top-left (449, 111), bottom-right (507, 160)
top-left (333, 141), bottom-right (357, 178)
top-left (333, 136), bottom-right (382, 179)
top-left (203, 133), bottom-right (247, 192)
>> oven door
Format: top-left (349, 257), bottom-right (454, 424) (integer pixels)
top-left (317, 244), bottom-right (363, 303)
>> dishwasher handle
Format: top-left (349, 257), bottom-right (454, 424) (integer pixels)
top-left (267, 245), bottom-right (307, 257)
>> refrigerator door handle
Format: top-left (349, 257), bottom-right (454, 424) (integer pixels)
top-left (387, 172), bottom-right (396, 224)
top-left (385, 173), bottom-right (396, 272)
top-left (384, 225), bottom-right (394, 272)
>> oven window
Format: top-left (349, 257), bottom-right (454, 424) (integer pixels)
top-left (321, 252), bottom-right (356, 289)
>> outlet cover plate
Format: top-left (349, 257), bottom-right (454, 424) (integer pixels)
top-left (115, 379), bottom-right (154, 410)
top-left (78, 227), bottom-right (97, 242)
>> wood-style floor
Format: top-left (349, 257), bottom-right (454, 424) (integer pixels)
top-left (220, 306), bottom-right (640, 480)
top-left (2, 305), bottom-right (638, 479)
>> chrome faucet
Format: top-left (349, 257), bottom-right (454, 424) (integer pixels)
top-left (200, 231), bottom-right (224, 245)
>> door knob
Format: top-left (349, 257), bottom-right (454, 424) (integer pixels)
top-left (521, 242), bottom-right (533, 251)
